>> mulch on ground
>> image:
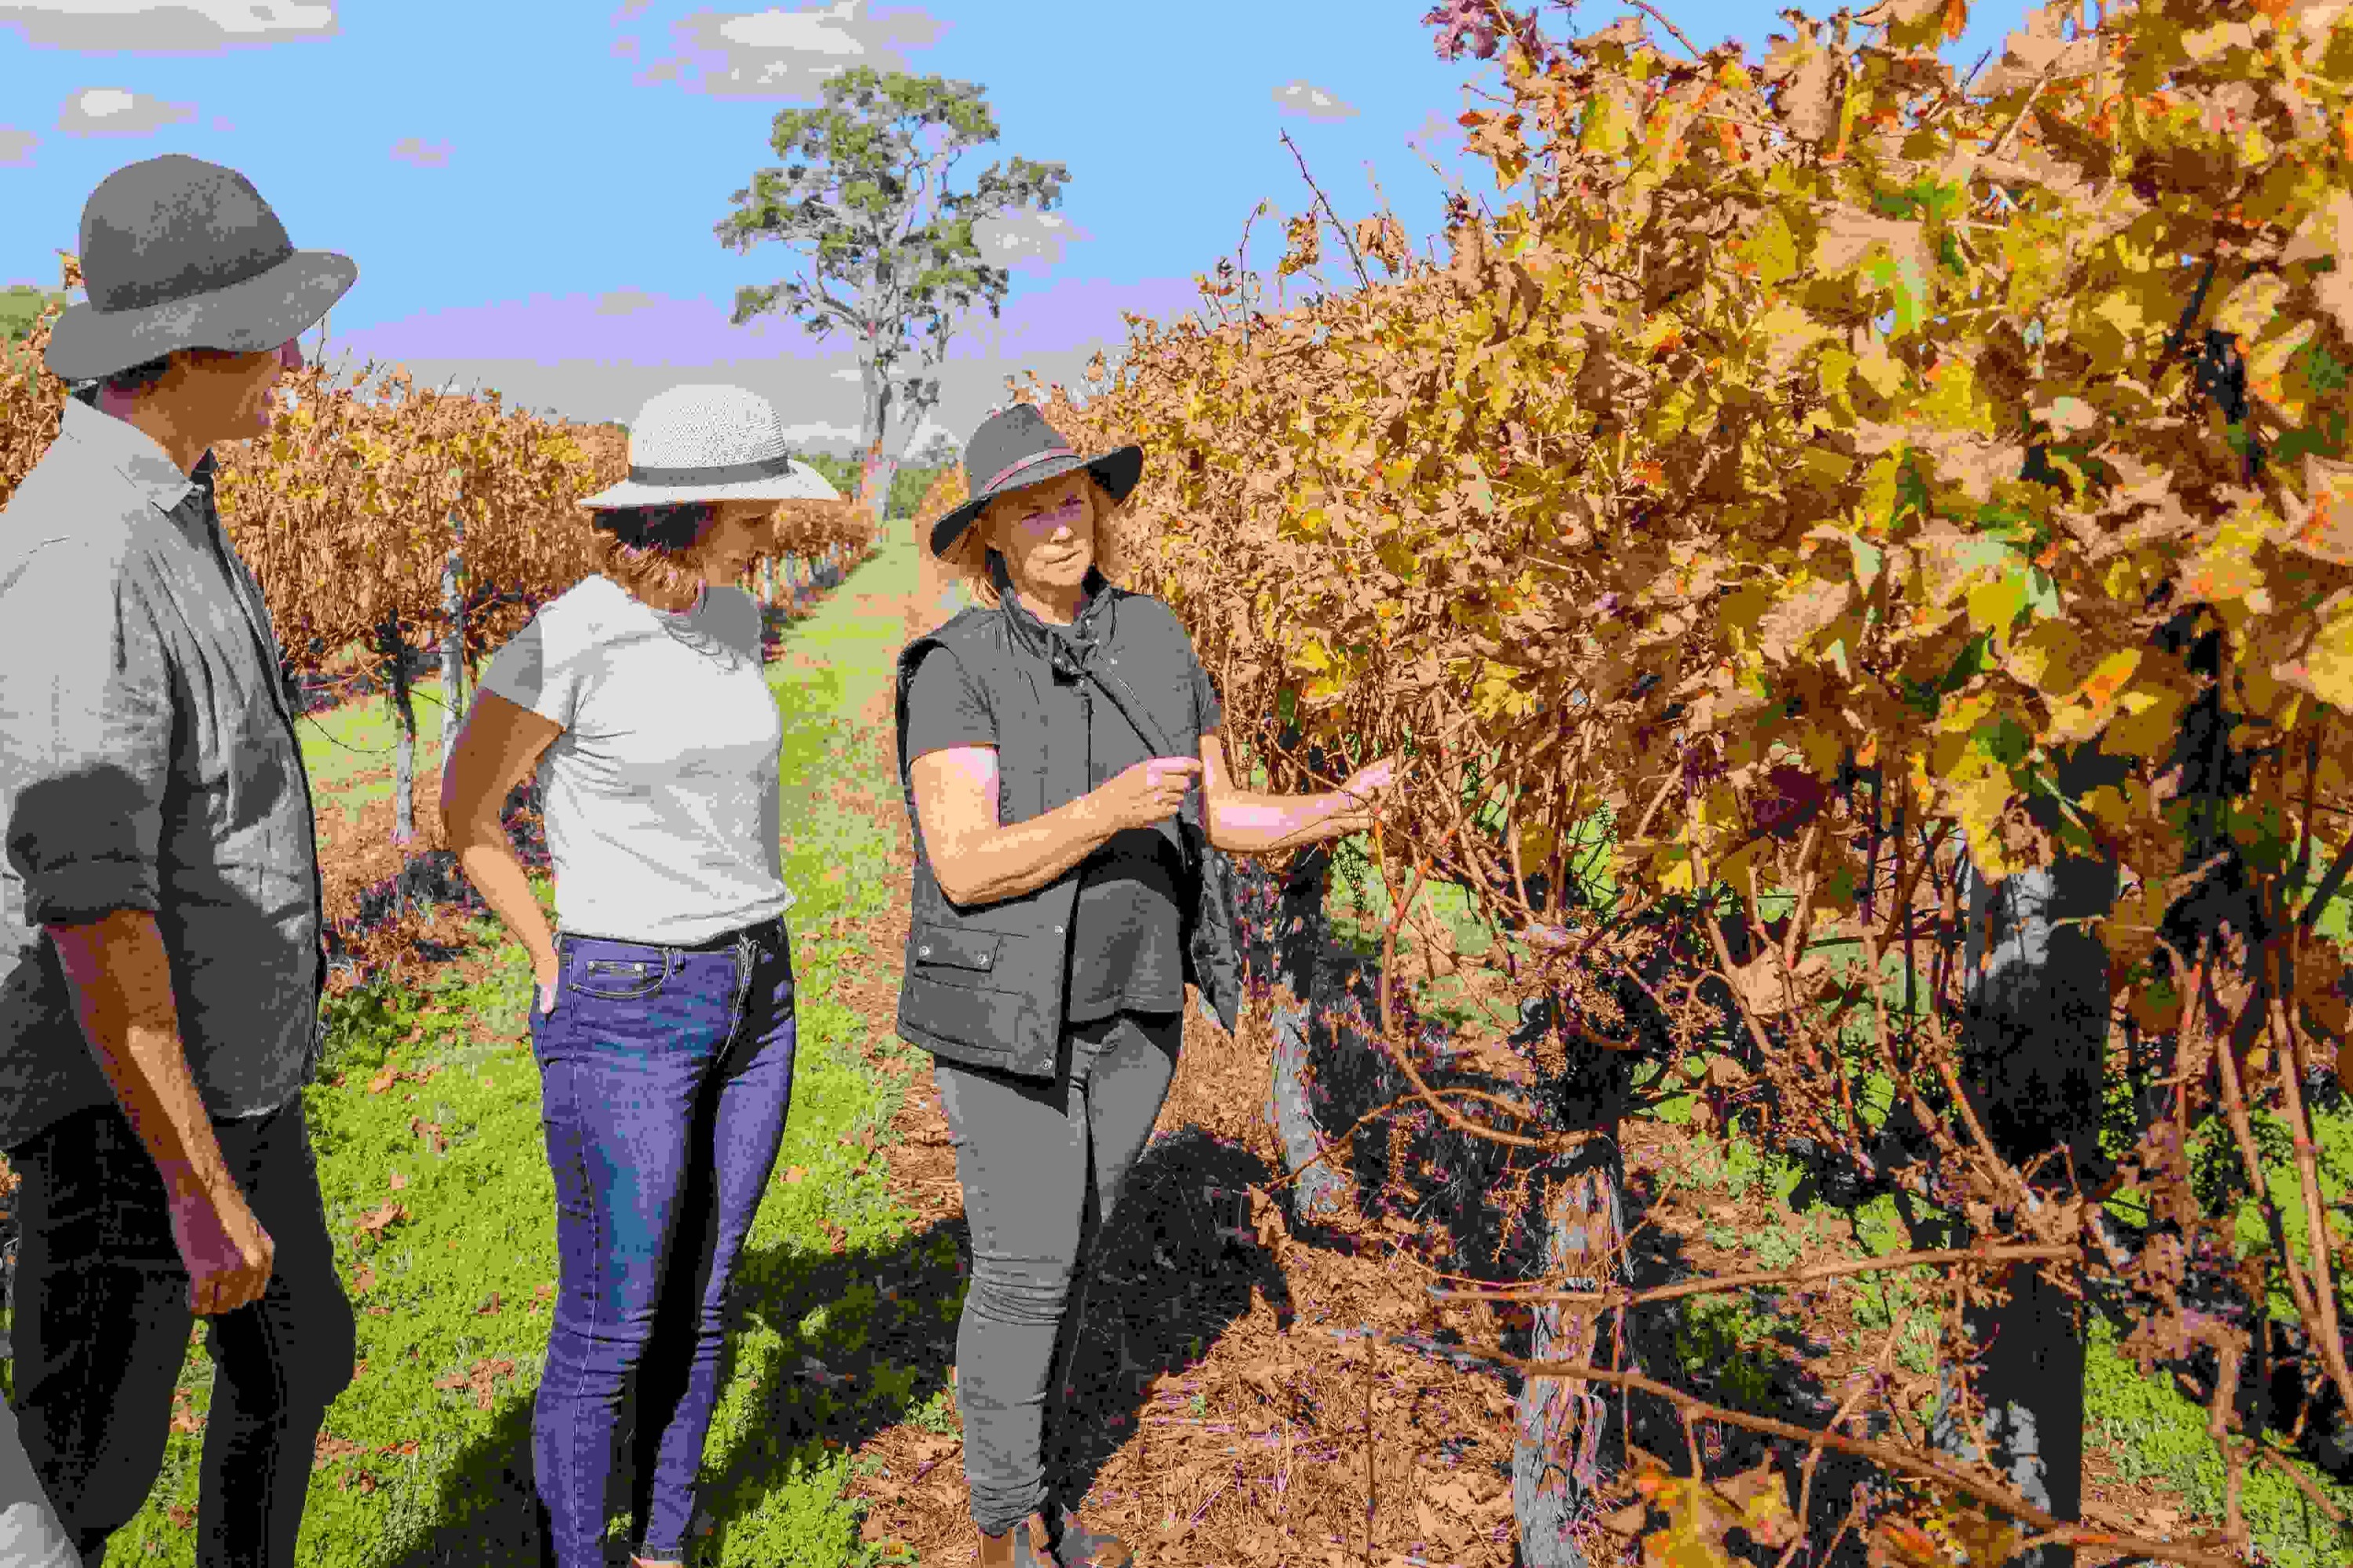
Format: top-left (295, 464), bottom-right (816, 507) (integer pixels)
top-left (818, 566), bottom-right (2238, 1568)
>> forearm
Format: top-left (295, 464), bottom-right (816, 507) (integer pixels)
top-left (453, 833), bottom-right (558, 969)
top-left (42, 908), bottom-right (236, 1205)
top-left (1209, 788), bottom-right (1367, 856)
top-left (935, 795), bottom-right (1122, 906)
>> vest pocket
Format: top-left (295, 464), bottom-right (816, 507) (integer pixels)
top-left (910, 924), bottom-right (1003, 984)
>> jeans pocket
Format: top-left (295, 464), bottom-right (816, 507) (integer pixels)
top-left (569, 950), bottom-right (671, 1002)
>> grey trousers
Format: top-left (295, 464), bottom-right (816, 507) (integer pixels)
top-left (1932, 851), bottom-right (2118, 1568)
top-left (935, 1011), bottom-right (1181, 1534)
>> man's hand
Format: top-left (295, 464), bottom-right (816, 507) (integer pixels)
top-left (167, 1181), bottom-right (275, 1316)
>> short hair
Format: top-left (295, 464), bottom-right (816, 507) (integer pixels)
top-left (100, 355), bottom-right (175, 396)
top-left (585, 502), bottom-right (723, 604)
top-left (97, 346), bottom-right (248, 398)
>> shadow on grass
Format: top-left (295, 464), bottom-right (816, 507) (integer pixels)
top-left (369, 1128), bottom-right (1290, 1566)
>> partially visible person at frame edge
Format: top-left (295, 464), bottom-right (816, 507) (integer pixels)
top-left (440, 384), bottom-right (823, 1568)
top-left (896, 402), bottom-right (1399, 1568)
top-left (1, 1399), bottom-right (79, 1567)
top-left (0, 154), bottom-right (355, 1568)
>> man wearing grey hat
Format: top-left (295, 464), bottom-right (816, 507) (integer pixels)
top-left (0, 154), bottom-right (356, 1566)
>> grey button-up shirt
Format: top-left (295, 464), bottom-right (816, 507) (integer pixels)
top-left (0, 397), bottom-right (325, 1153)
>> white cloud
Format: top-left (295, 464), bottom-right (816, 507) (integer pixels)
top-left (643, 0), bottom-right (944, 100)
top-left (593, 287), bottom-right (658, 316)
top-left (0, 127), bottom-right (34, 165)
top-left (972, 209), bottom-right (1086, 271)
top-left (0, 0), bottom-right (336, 52)
top-left (57, 87), bottom-right (196, 136)
top-left (1273, 79), bottom-right (1358, 122)
top-left (609, 0), bottom-right (650, 19)
top-left (390, 136), bottom-right (450, 168)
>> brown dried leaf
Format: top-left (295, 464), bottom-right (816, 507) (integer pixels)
top-left (354, 1201), bottom-right (408, 1237)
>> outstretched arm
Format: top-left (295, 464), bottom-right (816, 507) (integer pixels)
top-left (1198, 732), bottom-right (1393, 856)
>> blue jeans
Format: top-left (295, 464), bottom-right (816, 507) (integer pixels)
top-left (528, 916), bottom-right (798, 1568)
top-left (4, 1094), bottom-right (355, 1568)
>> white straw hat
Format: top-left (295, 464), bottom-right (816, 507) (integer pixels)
top-left (577, 383), bottom-right (838, 508)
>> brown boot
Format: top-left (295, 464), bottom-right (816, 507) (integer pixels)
top-left (1047, 1504), bottom-right (1133, 1568)
top-left (976, 1512), bottom-right (1056, 1567)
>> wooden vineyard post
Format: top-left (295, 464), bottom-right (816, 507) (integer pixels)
top-left (383, 613), bottom-right (419, 851)
top-left (1512, 1119), bottom-right (1627, 1568)
top-left (1264, 839), bottom-right (1347, 1222)
top-left (437, 506), bottom-right (466, 806)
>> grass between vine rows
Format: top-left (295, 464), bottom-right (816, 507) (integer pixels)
top-left (4, 533), bottom-right (2351, 1564)
top-left (2, 548), bottom-right (922, 1566)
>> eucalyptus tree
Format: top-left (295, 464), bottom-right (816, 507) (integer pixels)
top-left (717, 67), bottom-right (1066, 518)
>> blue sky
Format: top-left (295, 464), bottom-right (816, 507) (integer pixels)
top-left (1, 0), bottom-right (2038, 455)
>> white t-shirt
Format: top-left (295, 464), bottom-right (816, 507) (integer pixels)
top-left (478, 574), bottom-right (791, 945)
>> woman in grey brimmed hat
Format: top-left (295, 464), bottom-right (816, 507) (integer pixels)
top-left (442, 384), bottom-right (834, 1568)
top-left (896, 404), bottom-right (1396, 1567)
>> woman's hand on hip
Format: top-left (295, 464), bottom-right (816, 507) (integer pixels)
top-left (533, 949), bottom-right (559, 1016)
top-left (1094, 755), bottom-right (1205, 833)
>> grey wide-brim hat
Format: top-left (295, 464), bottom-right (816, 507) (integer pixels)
top-left (44, 154), bottom-right (356, 384)
top-left (929, 402), bottom-right (1142, 558)
top-left (577, 383), bottom-right (837, 508)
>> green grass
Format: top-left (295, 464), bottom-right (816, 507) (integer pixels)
top-left (90, 540), bottom-right (951, 1566)
top-left (1678, 1125), bottom-right (2353, 1563)
top-left (2086, 1317), bottom-right (2353, 1568)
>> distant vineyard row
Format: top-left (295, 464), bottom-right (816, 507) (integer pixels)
top-left (0, 297), bottom-right (878, 686)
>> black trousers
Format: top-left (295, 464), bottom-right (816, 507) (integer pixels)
top-left (6, 1093), bottom-right (355, 1567)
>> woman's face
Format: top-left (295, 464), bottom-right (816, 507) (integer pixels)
top-left (699, 500), bottom-right (775, 580)
top-left (984, 470), bottom-right (1096, 592)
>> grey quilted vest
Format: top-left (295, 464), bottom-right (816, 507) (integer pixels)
top-left (893, 588), bottom-right (1242, 1080)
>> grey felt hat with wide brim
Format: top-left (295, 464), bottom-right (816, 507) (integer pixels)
top-left (576, 384), bottom-right (836, 508)
top-left (43, 153), bottom-right (356, 383)
top-left (929, 402), bottom-right (1143, 558)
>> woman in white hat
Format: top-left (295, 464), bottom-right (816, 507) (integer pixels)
top-left (442, 383), bottom-right (832, 1568)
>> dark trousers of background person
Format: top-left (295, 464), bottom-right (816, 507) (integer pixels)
top-left (934, 1010), bottom-right (1182, 1537)
top-left (5, 1092), bottom-right (356, 1568)
top-left (528, 919), bottom-right (798, 1568)
top-left (1931, 851), bottom-right (2119, 1568)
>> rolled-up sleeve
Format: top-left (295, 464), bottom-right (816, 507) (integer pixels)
top-left (0, 540), bottom-right (173, 926)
